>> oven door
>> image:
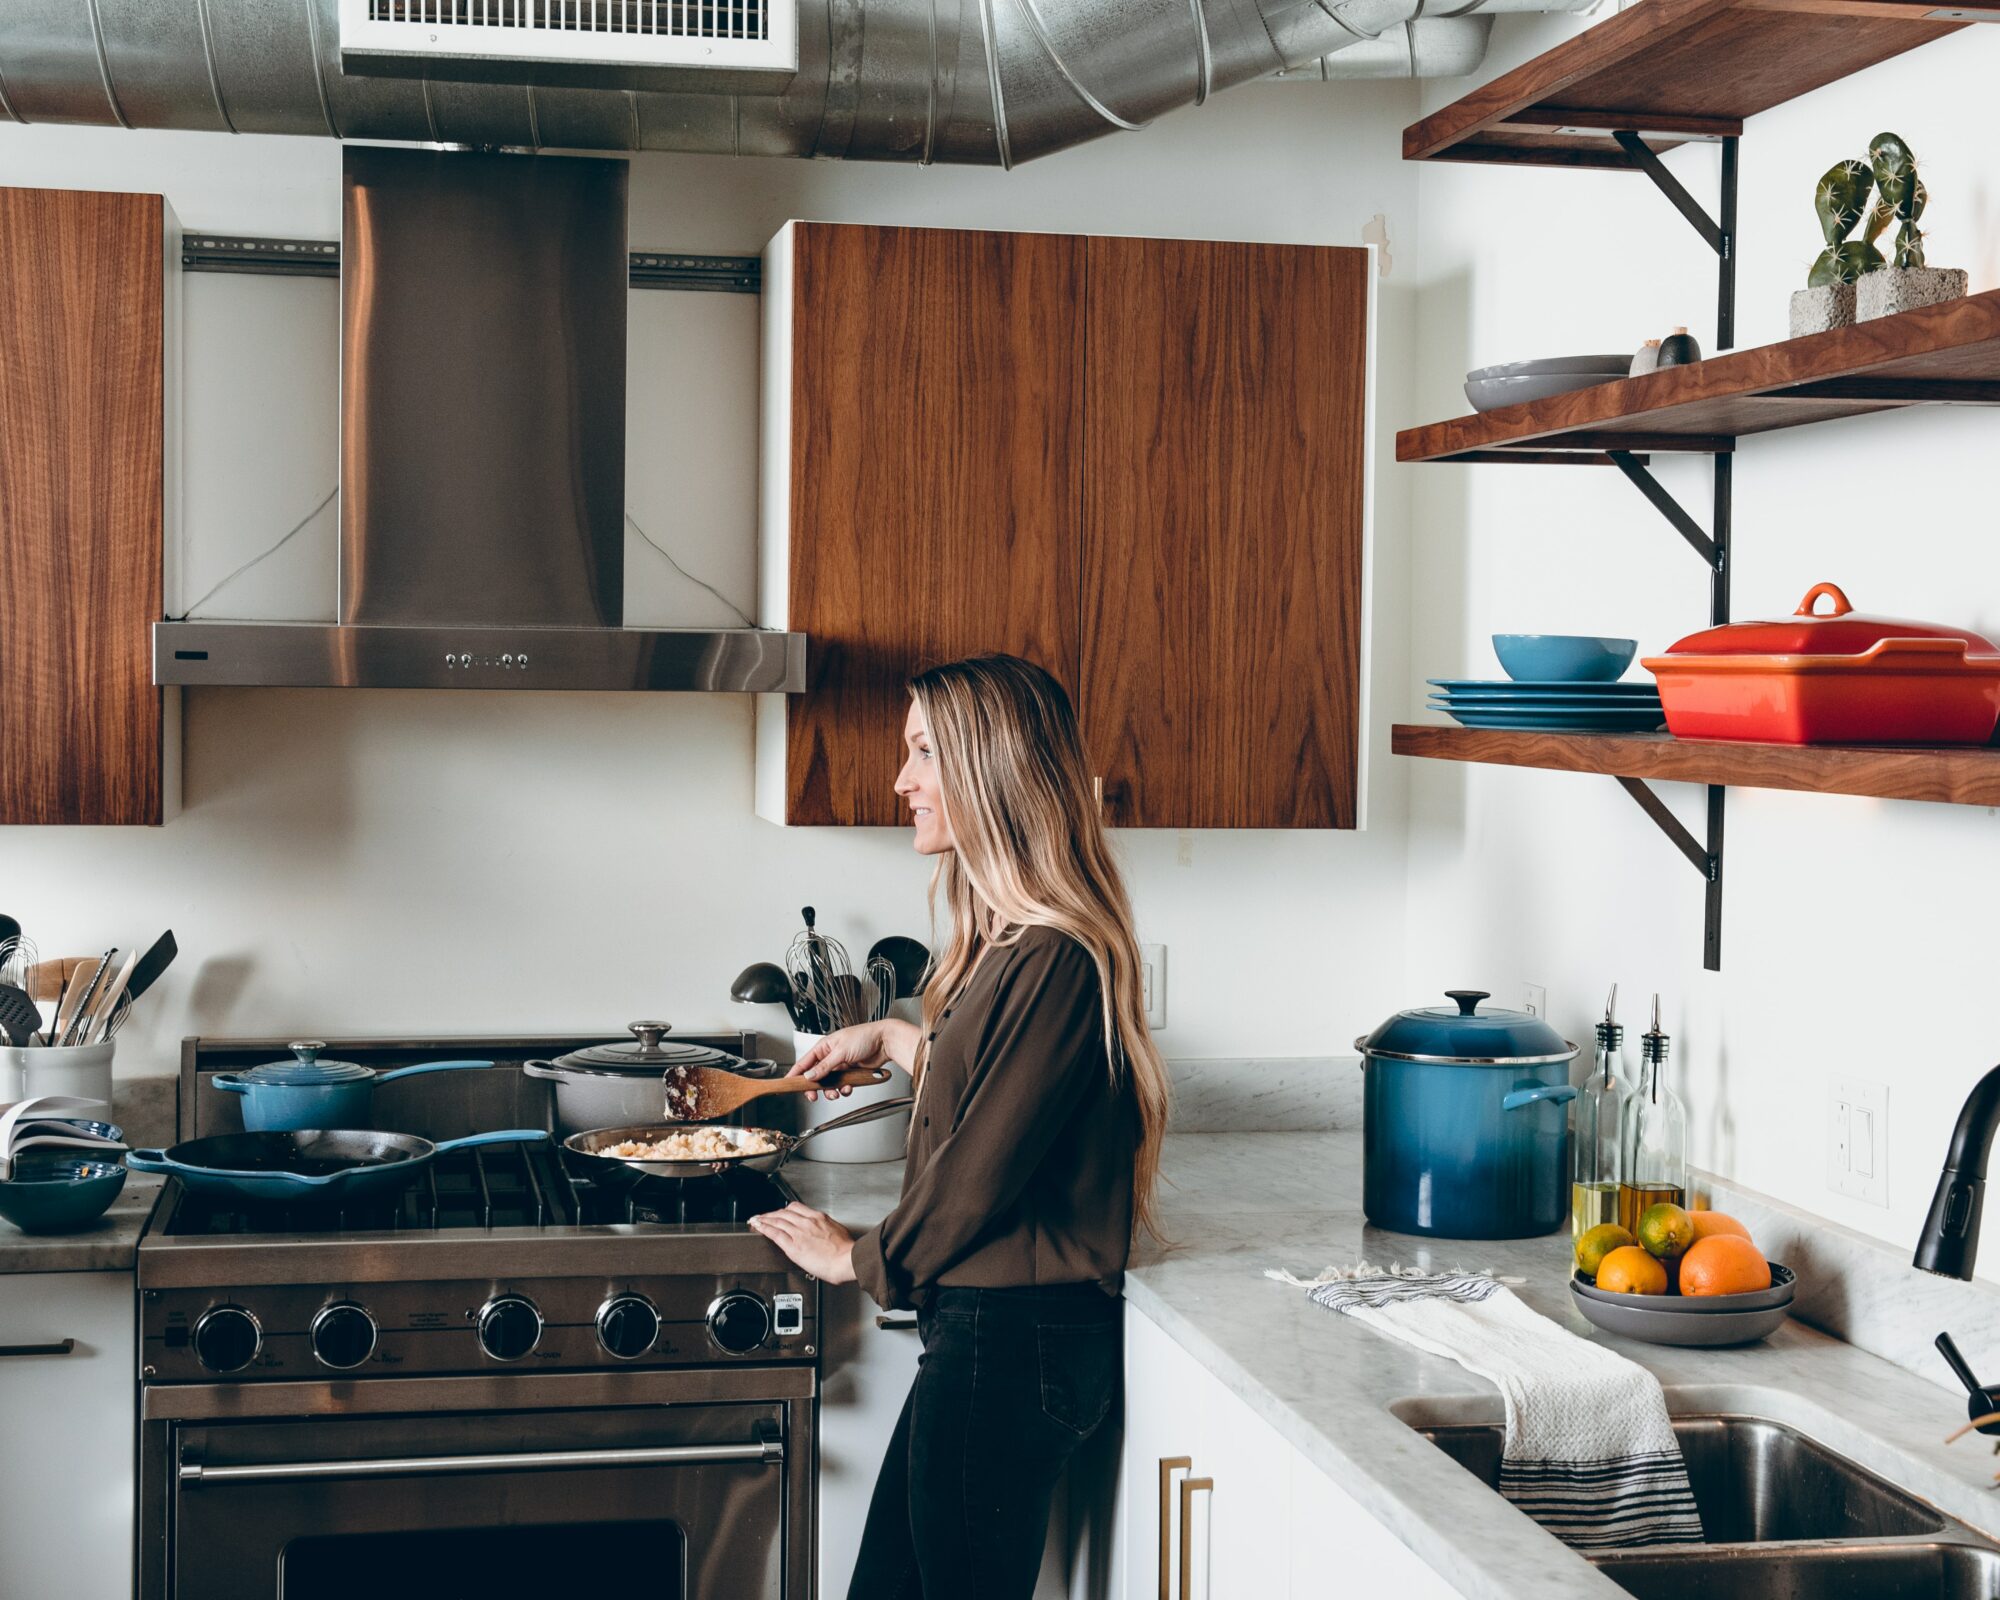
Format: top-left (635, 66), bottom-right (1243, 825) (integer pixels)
top-left (144, 1368), bottom-right (814, 1600)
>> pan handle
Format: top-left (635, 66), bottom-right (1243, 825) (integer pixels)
top-left (429, 1129), bottom-right (551, 1155)
top-left (373, 1059), bottom-right (496, 1085)
top-left (787, 1095), bottom-right (915, 1154)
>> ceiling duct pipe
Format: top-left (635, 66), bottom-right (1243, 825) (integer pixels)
top-left (0, 0), bottom-right (1596, 167)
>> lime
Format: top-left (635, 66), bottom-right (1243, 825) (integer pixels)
top-left (1575, 1222), bottom-right (1637, 1278)
top-left (1636, 1202), bottom-right (1696, 1261)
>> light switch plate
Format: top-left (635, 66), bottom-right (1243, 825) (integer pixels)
top-left (1521, 984), bottom-right (1548, 1021)
top-left (1828, 1074), bottom-right (1889, 1206)
top-left (1141, 944), bottom-right (1166, 1030)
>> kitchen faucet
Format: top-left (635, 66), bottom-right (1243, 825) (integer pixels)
top-left (1916, 1063), bottom-right (2000, 1435)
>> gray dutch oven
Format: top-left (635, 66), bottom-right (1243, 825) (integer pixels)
top-left (1355, 990), bottom-right (1579, 1239)
top-left (524, 1022), bottom-right (774, 1134)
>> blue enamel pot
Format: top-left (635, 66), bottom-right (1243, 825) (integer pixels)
top-left (1355, 990), bottom-right (1579, 1239)
top-left (212, 1042), bottom-right (494, 1132)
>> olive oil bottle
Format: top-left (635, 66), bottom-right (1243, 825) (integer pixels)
top-left (1618, 994), bottom-right (1687, 1233)
top-left (1571, 985), bottom-right (1626, 1239)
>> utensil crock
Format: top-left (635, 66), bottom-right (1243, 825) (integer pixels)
top-left (0, 1041), bottom-right (115, 1112)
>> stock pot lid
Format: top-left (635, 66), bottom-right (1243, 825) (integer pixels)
top-left (1356, 991), bottom-right (1577, 1066)
top-left (551, 1022), bottom-right (749, 1074)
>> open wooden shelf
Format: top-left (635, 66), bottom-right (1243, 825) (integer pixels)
top-left (1398, 290), bottom-right (2000, 462)
top-left (1403, 0), bottom-right (1963, 169)
top-left (1392, 723), bottom-right (2000, 807)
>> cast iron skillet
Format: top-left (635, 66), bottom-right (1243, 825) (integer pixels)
top-left (564, 1095), bottom-right (915, 1188)
top-left (126, 1128), bottom-right (549, 1205)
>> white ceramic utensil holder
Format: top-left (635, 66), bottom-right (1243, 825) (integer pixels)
top-left (0, 1041), bottom-right (115, 1114)
top-left (791, 1032), bottom-right (912, 1163)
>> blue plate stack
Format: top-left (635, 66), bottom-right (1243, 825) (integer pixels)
top-left (1428, 679), bottom-right (1665, 731)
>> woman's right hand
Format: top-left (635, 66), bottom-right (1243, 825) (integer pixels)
top-left (789, 1020), bottom-right (920, 1099)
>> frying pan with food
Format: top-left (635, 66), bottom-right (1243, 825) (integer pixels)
top-left (565, 1095), bottom-right (915, 1187)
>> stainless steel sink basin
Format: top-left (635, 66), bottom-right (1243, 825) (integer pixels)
top-left (1418, 1414), bottom-right (1946, 1543)
top-left (1593, 1543), bottom-right (2000, 1600)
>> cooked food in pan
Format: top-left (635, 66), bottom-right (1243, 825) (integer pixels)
top-left (598, 1127), bottom-right (778, 1161)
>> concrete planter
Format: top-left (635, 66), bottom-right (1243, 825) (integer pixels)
top-left (1790, 283), bottom-right (1856, 337)
top-left (1858, 265), bottom-right (1968, 321)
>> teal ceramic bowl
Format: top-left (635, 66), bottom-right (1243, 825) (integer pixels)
top-left (0, 1159), bottom-right (127, 1234)
top-left (1492, 634), bottom-right (1637, 683)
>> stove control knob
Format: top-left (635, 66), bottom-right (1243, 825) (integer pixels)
top-left (596, 1294), bottom-right (661, 1361)
top-left (193, 1305), bottom-right (262, 1374)
top-left (706, 1291), bottom-right (771, 1355)
top-left (310, 1302), bottom-right (378, 1371)
top-left (477, 1294), bottom-right (543, 1363)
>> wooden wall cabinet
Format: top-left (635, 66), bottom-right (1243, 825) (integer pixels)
top-left (759, 221), bottom-right (1368, 831)
top-left (0, 187), bottom-right (178, 825)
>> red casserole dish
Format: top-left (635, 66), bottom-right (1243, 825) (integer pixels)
top-left (1642, 583), bottom-right (2000, 745)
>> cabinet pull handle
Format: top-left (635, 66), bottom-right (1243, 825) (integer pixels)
top-left (1157, 1455), bottom-right (1190, 1600)
top-left (1178, 1475), bottom-right (1213, 1600)
top-left (0, 1338), bottom-right (76, 1358)
top-left (1093, 775), bottom-right (1104, 810)
top-left (874, 1313), bottom-right (919, 1331)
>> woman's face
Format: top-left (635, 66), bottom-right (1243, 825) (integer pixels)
top-left (896, 699), bottom-right (953, 855)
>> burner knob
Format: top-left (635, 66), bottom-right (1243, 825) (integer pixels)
top-left (477, 1295), bottom-right (543, 1363)
top-left (706, 1291), bottom-right (771, 1355)
top-left (310, 1302), bottom-right (378, 1371)
top-left (596, 1294), bottom-right (661, 1360)
top-left (192, 1305), bottom-right (262, 1374)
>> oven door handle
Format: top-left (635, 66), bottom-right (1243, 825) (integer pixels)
top-left (178, 1437), bottom-right (783, 1485)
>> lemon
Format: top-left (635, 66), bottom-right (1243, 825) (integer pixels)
top-left (1575, 1223), bottom-right (1637, 1278)
top-left (1636, 1202), bottom-right (1696, 1261)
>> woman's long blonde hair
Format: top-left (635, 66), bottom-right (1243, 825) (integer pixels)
top-left (908, 654), bottom-right (1168, 1244)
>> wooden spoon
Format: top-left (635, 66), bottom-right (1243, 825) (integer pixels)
top-left (660, 1063), bottom-right (892, 1121)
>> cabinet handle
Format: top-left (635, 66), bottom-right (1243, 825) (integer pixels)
top-left (1093, 775), bottom-right (1104, 810)
top-left (0, 1338), bottom-right (76, 1358)
top-left (1178, 1475), bottom-right (1213, 1600)
top-left (1157, 1455), bottom-right (1190, 1600)
top-left (874, 1313), bottom-right (919, 1331)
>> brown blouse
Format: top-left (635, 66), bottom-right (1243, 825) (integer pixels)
top-left (849, 925), bottom-right (1138, 1312)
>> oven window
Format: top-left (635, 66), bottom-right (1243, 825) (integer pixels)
top-left (282, 1522), bottom-right (684, 1599)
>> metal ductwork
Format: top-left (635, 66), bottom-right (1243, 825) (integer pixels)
top-left (0, 0), bottom-right (1595, 168)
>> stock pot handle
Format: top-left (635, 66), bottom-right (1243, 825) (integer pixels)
top-left (1501, 1084), bottom-right (1578, 1112)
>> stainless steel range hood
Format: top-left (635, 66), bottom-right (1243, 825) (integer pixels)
top-left (155, 146), bottom-right (804, 692)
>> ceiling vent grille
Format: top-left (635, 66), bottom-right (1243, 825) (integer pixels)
top-left (339, 0), bottom-right (797, 89)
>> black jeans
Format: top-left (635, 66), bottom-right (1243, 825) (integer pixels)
top-left (847, 1283), bottom-right (1122, 1600)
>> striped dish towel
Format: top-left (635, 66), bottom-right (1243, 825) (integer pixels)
top-left (1268, 1263), bottom-right (1703, 1550)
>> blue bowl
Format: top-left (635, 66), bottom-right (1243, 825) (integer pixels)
top-left (1492, 634), bottom-right (1637, 684)
top-left (0, 1159), bottom-right (128, 1234)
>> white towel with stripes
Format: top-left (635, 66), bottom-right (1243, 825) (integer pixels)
top-left (1269, 1264), bottom-right (1703, 1550)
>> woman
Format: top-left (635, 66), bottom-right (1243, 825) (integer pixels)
top-left (748, 654), bottom-right (1169, 1600)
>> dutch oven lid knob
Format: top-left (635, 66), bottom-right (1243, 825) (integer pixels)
top-left (627, 1021), bottom-right (672, 1051)
top-left (288, 1040), bottom-right (327, 1064)
top-left (1443, 991), bottom-right (1489, 1016)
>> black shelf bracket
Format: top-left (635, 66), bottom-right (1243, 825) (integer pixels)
top-left (1605, 449), bottom-right (1732, 627)
top-left (1613, 130), bottom-right (1737, 351)
top-left (179, 234), bottom-right (762, 294)
top-left (1617, 778), bottom-right (1726, 971)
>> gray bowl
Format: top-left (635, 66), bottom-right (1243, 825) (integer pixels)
top-left (1466, 355), bottom-right (1634, 381)
top-left (1465, 370), bottom-right (1631, 413)
top-left (1573, 1261), bottom-right (1795, 1315)
top-left (1570, 1281), bottom-right (1791, 1346)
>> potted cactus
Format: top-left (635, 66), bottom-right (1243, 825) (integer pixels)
top-left (1790, 158), bottom-right (1880, 336)
top-left (1856, 132), bottom-right (1967, 320)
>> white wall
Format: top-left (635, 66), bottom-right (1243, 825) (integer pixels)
top-left (1406, 23), bottom-right (2000, 1262)
top-left (0, 79), bottom-right (1418, 1073)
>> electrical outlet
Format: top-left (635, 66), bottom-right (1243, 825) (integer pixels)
top-left (1521, 984), bottom-right (1548, 1021)
top-left (1828, 1074), bottom-right (1889, 1206)
top-left (1141, 944), bottom-right (1166, 1030)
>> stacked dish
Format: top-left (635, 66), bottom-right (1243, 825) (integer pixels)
top-left (1464, 354), bottom-right (1633, 413)
top-left (1570, 1262), bottom-right (1796, 1347)
top-left (1429, 679), bottom-right (1666, 732)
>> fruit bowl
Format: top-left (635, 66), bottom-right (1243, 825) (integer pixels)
top-left (1569, 1278), bottom-right (1791, 1347)
top-left (1573, 1261), bottom-right (1796, 1315)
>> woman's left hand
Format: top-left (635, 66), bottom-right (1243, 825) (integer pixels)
top-left (748, 1202), bottom-right (859, 1284)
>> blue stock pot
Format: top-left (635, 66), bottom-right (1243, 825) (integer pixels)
top-left (1355, 990), bottom-right (1580, 1239)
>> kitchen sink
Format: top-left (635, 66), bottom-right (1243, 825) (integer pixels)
top-left (1417, 1414), bottom-right (1947, 1543)
top-left (1593, 1543), bottom-right (2000, 1600)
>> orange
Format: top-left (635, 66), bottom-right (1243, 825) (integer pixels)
top-left (1595, 1245), bottom-right (1669, 1296)
top-left (1636, 1202), bottom-right (1696, 1261)
top-left (1678, 1235), bottom-right (1772, 1297)
top-left (1688, 1210), bottom-right (1752, 1244)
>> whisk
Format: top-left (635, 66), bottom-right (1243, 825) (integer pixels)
top-left (0, 934), bottom-right (36, 992)
top-left (785, 907), bottom-right (864, 1034)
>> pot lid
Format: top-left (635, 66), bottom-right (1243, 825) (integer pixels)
top-left (551, 1022), bottom-right (749, 1074)
top-left (238, 1041), bottom-right (375, 1085)
top-left (1664, 583), bottom-right (2000, 659)
top-left (1356, 991), bottom-right (1577, 1066)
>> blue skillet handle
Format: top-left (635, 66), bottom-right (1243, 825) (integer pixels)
top-left (125, 1149), bottom-right (172, 1171)
top-left (123, 1147), bottom-right (349, 1185)
top-left (373, 1059), bottom-right (495, 1086)
top-left (209, 1075), bottom-right (251, 1095)
top-left (430, 1129), bottom-right (551, 1156)
top-left (1502, 1084), bottom-right (1579, 1113)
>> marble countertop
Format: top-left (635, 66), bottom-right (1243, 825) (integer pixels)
top-left (0, 1173), bottom-right (162, 1275)
top-left (792, 1132), bottom-right (2000, 1600)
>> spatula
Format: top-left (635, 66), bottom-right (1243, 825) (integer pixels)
top-left (659, 1063), bottom-right (892, 1122)
top-left (0, 984), bottom-right (41, 1047)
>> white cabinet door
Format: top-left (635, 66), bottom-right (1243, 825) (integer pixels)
top-left (1200, 1377), bottom-right (1296, 1600)
top-left (0, 1271), bottom-right (135, 1600)
top-left (1286, 1451), bottom-right (1462, 1600)
top-left (815, 1284), bottom-right (921, 1600)
top-left (1120, 1305), bottom-right (1214, 1600)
